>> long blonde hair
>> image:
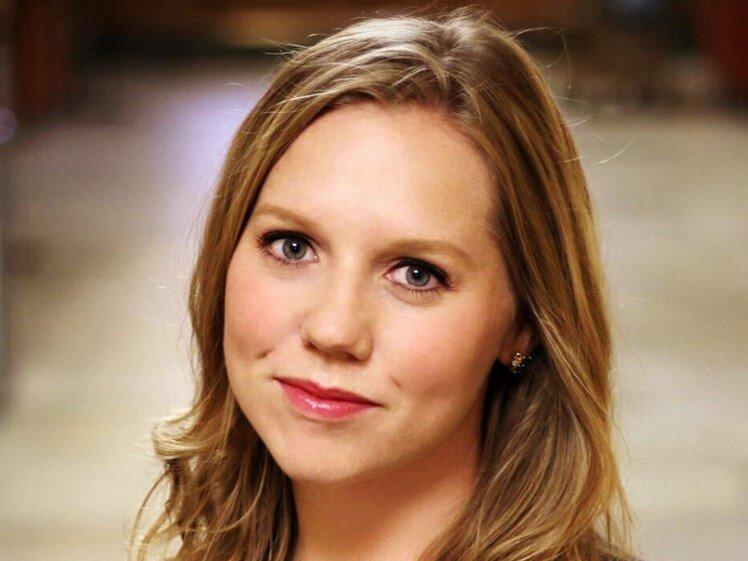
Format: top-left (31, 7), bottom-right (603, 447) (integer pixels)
top-left (129, 6), bottom-right (638, 561)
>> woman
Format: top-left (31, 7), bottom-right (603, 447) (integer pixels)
top-left (130, 7), bottom-right (639, 561)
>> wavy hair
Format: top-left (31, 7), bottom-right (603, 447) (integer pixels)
top-left (129, 6), bottom-right (638, 561)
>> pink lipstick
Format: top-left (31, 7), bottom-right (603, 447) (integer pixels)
top-left (274, 377), bottom-right (379, 420)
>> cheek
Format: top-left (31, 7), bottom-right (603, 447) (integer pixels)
top-left (224, 253), bottom-right (295, 359)
top-left (224, 250), bottom-right (305, 431)
top-left (388, 296), bottom-right (511, 407)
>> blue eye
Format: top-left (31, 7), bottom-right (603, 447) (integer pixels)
top-left (254, 229), bottom-right (451, 299)
top-left (388, 258), bottom-right (448, 296)
top-left (256, 230), bottom-right (316, 265)
top-left (274, 237), bottom-right (311, 262)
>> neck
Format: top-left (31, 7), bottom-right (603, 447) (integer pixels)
top-left (290, 409), bottom-right (481, 561)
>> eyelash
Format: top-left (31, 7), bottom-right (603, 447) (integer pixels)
top-left (254, 229), bottom-right (452, 300)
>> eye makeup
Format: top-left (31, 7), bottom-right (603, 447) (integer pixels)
top-left (254, 228), bottom-right (453, 300)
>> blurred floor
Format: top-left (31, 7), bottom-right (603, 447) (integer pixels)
top-left (0, 55), bottom-right (746, 561)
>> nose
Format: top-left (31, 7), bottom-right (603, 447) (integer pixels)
top-left (299, 265), bottom-right (373, 362)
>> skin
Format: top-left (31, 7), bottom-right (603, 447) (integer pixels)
top-left (223, 101), bottom-right (533, 561)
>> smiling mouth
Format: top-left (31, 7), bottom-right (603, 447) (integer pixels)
top-left (273, 376), bottom-right (378, 404)
top-left (274, 378), bottom-right (380, 421)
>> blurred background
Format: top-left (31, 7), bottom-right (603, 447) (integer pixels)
top-left (0, 1), bottom-right (745, 560)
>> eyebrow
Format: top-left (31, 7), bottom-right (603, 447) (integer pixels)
top-left (252, 203), bottom-right (474, 266)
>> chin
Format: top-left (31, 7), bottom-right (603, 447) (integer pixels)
top-left (267, 443), bottom-right (386, 486)
top-left (275, 456), bottom-right (363, 485)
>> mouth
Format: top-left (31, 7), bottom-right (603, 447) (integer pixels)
top-left (273, 376), bottom-right (378, 404)
top-left (273, 377), bottom-right (380, 421)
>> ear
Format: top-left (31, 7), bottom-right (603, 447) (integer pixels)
top-left (496, 319), bottom-right (536, 366)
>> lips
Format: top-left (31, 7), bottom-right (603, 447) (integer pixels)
top-left (273, 376), bottom-right (378, 405)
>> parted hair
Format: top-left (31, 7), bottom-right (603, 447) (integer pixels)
top-left (129, 6), bottom-right (638, 561)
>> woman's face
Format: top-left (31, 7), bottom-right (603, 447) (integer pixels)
top-left (224, 101), bottom-right (526, 485)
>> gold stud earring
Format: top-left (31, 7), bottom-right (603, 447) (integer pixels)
top-left (509, 351), bottom-right (533, 375)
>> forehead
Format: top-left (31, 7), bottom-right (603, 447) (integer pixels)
top-left (256, 102), bottom-right (497, 247)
